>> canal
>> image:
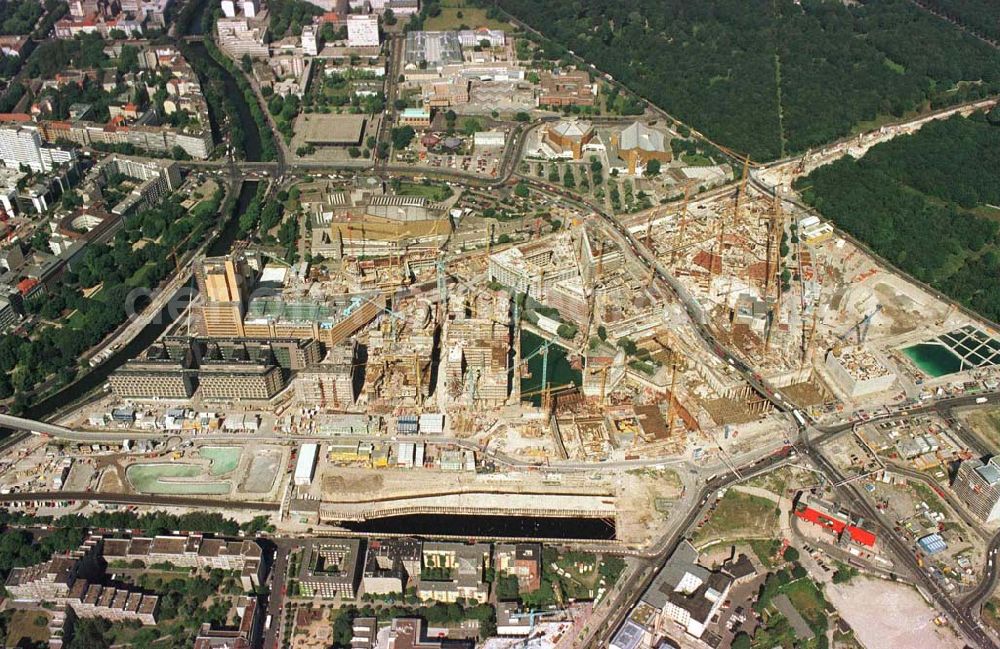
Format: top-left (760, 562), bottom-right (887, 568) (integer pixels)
top-left (23, 181), bottom-right (259, 420)
top-left (341, 514), bottom-right (616, 541)
top-left (182, 41), bottom-right (263, 162)
top-left (18, 4), bottom-right (268, 420)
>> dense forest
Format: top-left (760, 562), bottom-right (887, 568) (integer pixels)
top-left (922, 0), bottom-right (1000, 41)
top-left (795, 113), bottom-right (1000, 321)
top-left (496, 0), bottom-right (1000, 161)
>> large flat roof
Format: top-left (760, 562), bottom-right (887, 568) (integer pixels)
top-left (298, 113), bottom-right (366, 146)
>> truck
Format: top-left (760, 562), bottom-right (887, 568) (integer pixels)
top-left (976, 397), bottom-right (989, 404)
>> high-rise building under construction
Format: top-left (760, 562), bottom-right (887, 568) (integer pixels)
top-left (197, 255), bottom-right (254, 337)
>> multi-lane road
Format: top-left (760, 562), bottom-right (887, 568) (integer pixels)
top-left (532, 156), bottom-right (1000, 646)
top-left (801, 431), bottom-right (999, 649)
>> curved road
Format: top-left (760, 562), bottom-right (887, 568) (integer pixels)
top-left (800, 432), bottom-right (998, 649)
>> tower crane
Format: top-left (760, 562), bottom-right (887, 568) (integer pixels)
top-left (671, 184), bottom-right (693, 264)
top-left (835, 305), bottom-right (883, 347)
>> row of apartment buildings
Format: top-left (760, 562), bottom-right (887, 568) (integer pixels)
top-left (293, 538), bottom-right (542, 605)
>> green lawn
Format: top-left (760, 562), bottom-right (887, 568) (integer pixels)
top-left (755, 577), bottom-right (831, 648)
top-left (692, 491), bottom-right (780, 546)
top-left (780, 578), bottom-right (829, 632)
top-left (424, 2), bottom-right (511, 31)
top-left (963, 408), bottom-right (1000, 453)
top-left (4, 609), bottom-right (50, 647)
top-left (984, 599), bottom-right (1000, 634)
top-left (681, 152), bottom-right (715, 167)
top-left (397, 181), bottom-right (453, 202)
top-left (748, 539), bottom-right (783, 569)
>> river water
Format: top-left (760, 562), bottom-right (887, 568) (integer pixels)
top-left (19, 5), bottom-right (269, 420)
top-left (24, 181), bottom-right (259, 420)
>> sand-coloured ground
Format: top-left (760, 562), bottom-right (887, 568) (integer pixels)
top-left (826, 577), bottom-right (964, 649)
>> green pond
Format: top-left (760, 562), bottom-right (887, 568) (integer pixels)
top-left (521, 330), bottom-right (582, 406)
top-left (902, 343), bottom-right (963, 378)
top-left (127, 464), bottom-right (232, 495)
top-left (199, 446), bottom-right (242, 476)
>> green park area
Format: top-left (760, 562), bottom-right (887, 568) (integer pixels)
top-left (692, 490), bottom-right (780, 547)
top-left (423, 0), bottom-right (511, 31)
top-left (495, 548), bottom-right (626, 608)
top-left (394, 180), bottom-right (454, 202)
top-left (745, 570), bottom-right (833, 649)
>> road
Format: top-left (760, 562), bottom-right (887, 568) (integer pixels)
top-left (0, 491), bottom-right (279, 510)
top-left (373, 33), bottom-right (404, 178)
top-left (801, 429), bottom-right (998, 649)
top-left (964, 532), bottom-right (1000, 615)
top-left (263, 538), bottom-right (296, 649)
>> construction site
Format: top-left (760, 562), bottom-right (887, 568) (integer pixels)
top-left (618, 162), bottom-right (1000, 425)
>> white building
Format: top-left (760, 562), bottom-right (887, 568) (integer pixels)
top-left (347, 14), bottom-right (380, 48)
top-left (0, 166), bottom-right (24, 215)
top-left (242, 0), bottom-right (258, 18)
top-left (221, 0), bottom-right (236, 17)
top-left (418, 413), bottom-right (444, 434)
top-left (458, 28), bottom-right (505, 48)
top-left (954, 457), bottom-right (1000, 523)
top-left (0, 125), bottom-right (76, 173)
top-left (301, 24), bottom-right (319, 56)
top-left (798, 215), bottom-right (834, 244)
top-left (294, 443), bottom-right (319, 486)
top-left (636, 541), bottom-right (732, 639)
top-left (473, 130), bottom-right (505, 149)
top-left (216, 17), bottom-right (268, 58)
top-left (825, 346), bottom-right (896, 398)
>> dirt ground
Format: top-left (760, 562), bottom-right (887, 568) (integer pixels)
top-left (782, 379), bottom-right (831, 407)
top-left (826, 577), bottom-right (964, 649)
top-left (872, 282), bottom-right (930, 336)
top-left (957, 407), bottom-right (1000, 454)
top-left (615, 468), bottom-right (684, 546)
top-left (321, 471), bottom-right (385, 495)
top-left (98, 467), bottom-right (125, 493)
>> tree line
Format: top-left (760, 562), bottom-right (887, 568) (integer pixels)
top-left (0, 189), bottom-right (222, 410)
top-left (495, 0), bottom-right (1000, 161)
top-left (796, 113), bottom-right (1000, 322)
top-left (921, 0), bottom-right (1000, 41)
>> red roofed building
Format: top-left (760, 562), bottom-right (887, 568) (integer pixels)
top-left (316, 11), bottom-right (346, 25)
top-left (846, 525), bottom-right (876, 548)
top-left (794, 493), bottom-right (876, 548)
top-left (17, 278), bottom-right (39, 296)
